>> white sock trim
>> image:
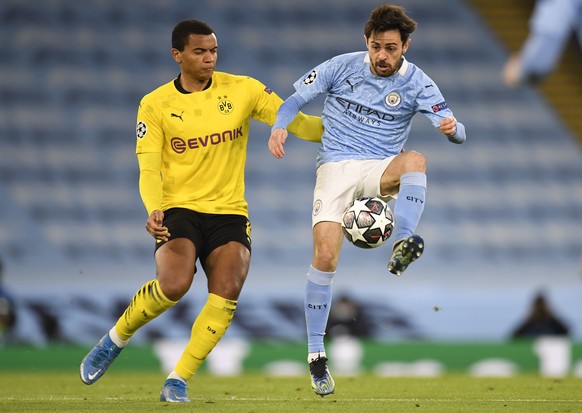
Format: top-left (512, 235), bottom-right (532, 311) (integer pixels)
top-left (308, 352), bottom-right (327, 363)
top-left (167, 370), bottom-right (187, 383)
top-left (109, 327), bottom-right (129, 348)
top-left (400, 172), bottom-right (426, 188)
top-left (306, 265), bottom-right (335, 286)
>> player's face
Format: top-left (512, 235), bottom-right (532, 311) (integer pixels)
top-left (172, 33), bottom-right (218, 82)
top-left (366, 29), bottom-right (410, 77)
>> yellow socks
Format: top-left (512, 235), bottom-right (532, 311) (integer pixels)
top-left (112, 283), bottom-right (237, 382)
top-left (174, 293), bottom-right (237, 380)
top-left (114, 279), bottom-right (177, 341)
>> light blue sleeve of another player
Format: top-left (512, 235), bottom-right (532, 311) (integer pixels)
top-left (520, 0), bottom-right (582, 82)
top-left (271, 94), bottom-right (308, 132)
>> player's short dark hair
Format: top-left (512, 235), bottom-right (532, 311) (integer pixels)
top-left (364, 4), bottom-right (417, 43)
top-left (172, 19), bottom-right (215, 51)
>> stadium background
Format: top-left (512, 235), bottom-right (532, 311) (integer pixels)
top-left (1, 0), bottom-right (582, 375)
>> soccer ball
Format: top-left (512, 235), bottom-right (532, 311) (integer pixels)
top-left (341, 196), bottom-right (394, 249)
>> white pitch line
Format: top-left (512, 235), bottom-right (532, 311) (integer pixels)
top-left (2, 396), bottom-right (581, 403)
top-left (187, 397), bottom-right (582, 403)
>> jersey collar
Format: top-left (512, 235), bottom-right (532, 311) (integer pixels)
top-left (173, 74), bottom-right (213, 94)
top-left (363, 54), bottom-right (409, 77)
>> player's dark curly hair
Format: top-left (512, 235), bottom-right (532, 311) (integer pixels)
top-left (364, 4), bottom-right (417, 43)
top-left (172, 19), bottom-right (215, 51)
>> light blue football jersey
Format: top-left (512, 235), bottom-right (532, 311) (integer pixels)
top-left (292, 52), bottom-right (455, 167)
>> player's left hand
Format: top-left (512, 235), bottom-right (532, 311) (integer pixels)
top-left (268, 128), bottom-right (288, 159)
top-left (146, 209), bottom-right (170, 242)
top-left (439, 116), bottom-right (457, 137)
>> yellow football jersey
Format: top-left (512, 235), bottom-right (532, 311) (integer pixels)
top-left (136, 72), bottom-right (321, 217)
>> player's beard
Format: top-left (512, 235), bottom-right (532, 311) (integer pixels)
top-left (373, 60), bottom-right (397, 77)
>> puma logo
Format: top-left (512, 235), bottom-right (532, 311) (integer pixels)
top-left (171, 111), bottom-right (184, 121)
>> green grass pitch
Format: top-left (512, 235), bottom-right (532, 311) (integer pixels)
top-left (0, 372), bottom-right (580, 413)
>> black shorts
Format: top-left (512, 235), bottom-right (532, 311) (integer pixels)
top-left (155, 208), bottom-right (252, 267)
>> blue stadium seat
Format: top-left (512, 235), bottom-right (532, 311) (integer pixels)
top-left (1, 0), bottom-right (582, 344)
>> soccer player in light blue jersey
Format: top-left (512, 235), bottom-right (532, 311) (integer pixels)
top-left (268, 4), bottom-right (466, 396)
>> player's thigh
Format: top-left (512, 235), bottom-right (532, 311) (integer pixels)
top-left (155, 238), bottom-right (197, 301)
top-left (201, 213), bottom-right (251, 300)
top-left (382, 150), bottom-right (426, 177)
top-left (379, 151), bottom-right (425, 196)
top-left (312, 161), bottom-right (361, 225)
top-left (361, 157), bottom-right (396, 198)
top-left (204, 241), bottom-right (250, 300)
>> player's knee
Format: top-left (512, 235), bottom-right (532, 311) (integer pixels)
top-left (403, 150), bottom-right (426, 173)
top-left (158, 274), bottom-right (192, 301)
top-left (312, 251), bottom-right (339, 272)
top-left (213, 275), bottom-right (246, 300)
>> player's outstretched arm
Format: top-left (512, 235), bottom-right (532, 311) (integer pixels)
top-left (268, 128), bottom-right (289, 159)
top-left (269, 93), bottom-right (316, 158)
top-left (287, 112), bottom-right (323, 143)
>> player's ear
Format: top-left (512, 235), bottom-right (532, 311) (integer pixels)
top-left (402, 38), bottom-right (411, 54)
top-left (171, 48), bottom-right (181, 64)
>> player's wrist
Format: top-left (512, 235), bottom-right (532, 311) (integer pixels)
top-left (446, 122), bottom-right (466, 144)
top-left (271, 125), bottom-right (287, 133)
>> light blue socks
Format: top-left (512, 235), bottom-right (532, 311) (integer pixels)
top-left (305, 265), bottom-right (334, 354)
top-left (391, 172), bottom-right (427, 244)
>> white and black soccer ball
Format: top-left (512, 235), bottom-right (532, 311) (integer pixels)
top-left (341, 196), bottom-right (394, 249)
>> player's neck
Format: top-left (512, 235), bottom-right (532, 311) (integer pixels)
top-left (177, 73), bottom-right (212, 93)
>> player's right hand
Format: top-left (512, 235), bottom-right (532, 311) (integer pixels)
top-left (146, 209), bottom-right (170, 241)
top-left (268, 128), bottom-right (288, 159)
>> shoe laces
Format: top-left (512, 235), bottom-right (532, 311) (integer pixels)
top-left (392, 239), bottom-right (404, 254)
top-left (168, 379), bottom-right (188, 393)
top-left (309, 356), bottom-right (329, 379)
top-left (93, 343), bottom-right (117, 366)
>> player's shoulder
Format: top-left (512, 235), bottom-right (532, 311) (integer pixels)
top-left (140, 78), bottom-right (176, 105)
top-left (213, 71), bottom-right (265, 87)
top-left (312, 51), bottom-right (368, 82)
top-left (400, 58), bottom-right (425, 77)
top-left (327, 51), bottom-right (368, 67)
top-left (400, 59), bottom-right (437, 86)
top-left (213, 71), bottom-right (273, 99)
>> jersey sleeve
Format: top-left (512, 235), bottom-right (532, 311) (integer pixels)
top-left (292, 59), bottom-right (335, 103)
top-left (414, 74), bottom-right (466, 143)
top-left (137, 152), bottom-right (162, 215)
top-left (287, 112), bottom-right (323, 143)
top-left (135, 94), bottom-right (164, 214)
top-left (249, 77), bottom-right (323, 142)
top-left (135, 94), bottom-right (164, 154)
top-left (518, 0), bottom-right (577, 83)
top-left (415, 78), bottom-right (455, 128)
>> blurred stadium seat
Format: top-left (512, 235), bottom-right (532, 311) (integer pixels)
top-left (1, 0), bottom-right (581, 343)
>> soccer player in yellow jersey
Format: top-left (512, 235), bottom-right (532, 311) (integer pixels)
top-left (79, 19), bottom-right (322, 402)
